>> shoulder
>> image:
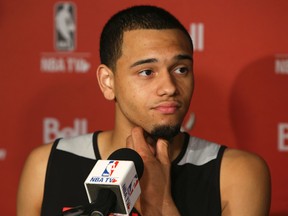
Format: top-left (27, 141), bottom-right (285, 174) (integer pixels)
top-left (17, 143), bottom-right (54, 216)
top-left (23, 143), bottom-right (54, 174)
top-left (28, 143), bottom-right (53, 164)
top-left (20, 143), bottom-right (53, 180)
top-left (220, 148), bottom-right (271, 215)
top-left (221, 148), bottom-right (270, 181)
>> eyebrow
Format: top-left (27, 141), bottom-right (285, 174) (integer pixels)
top-left (129, 58), bottom-right (158, 68)
top-left (129, 54), bottom-right (193, 68)
top-left (174, 54), bottom-right (193, 61)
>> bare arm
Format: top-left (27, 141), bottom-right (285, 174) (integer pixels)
top-left (221, 148), bottom-right (271, 216)
top-left (17, 144), bottom-right (53, 216)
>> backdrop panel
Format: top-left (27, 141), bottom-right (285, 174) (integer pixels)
top-left (1, 0), bottom-right (287, 215)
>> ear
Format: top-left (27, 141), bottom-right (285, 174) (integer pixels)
top-left (96, 64), bottom-right (115, 100)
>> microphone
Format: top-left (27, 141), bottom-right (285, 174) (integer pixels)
top-left (84, 148), bottom-right (144, 216)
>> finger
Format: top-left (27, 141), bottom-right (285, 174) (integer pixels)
top-left (131, 127), bottom-right (153, 156)
top-left (126, 135), bottom-right (134, 150)
top-left (156, 139), bottom-right (170, 164)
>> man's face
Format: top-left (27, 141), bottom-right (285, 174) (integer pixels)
top-left (113, 29), bottom-right (194, 137)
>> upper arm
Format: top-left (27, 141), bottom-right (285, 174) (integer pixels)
top-left (17, 144), bottom-right (53, 216)
top-left (220, 148), bottom-right (271, 216)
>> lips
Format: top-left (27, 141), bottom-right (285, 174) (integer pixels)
top-left (153, 101), bottom-right (181, 114)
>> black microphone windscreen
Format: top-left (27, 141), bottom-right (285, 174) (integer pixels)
top-left (108, 148), bottom-right (144, 179)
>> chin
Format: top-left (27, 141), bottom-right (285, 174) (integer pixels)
top-left (149, 124), bottom-right (181, 141)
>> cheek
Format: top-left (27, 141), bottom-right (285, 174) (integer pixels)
top-left (178, 80), bottom-right (194, 99)
top-left (120, 78), bottom-right (149, 101)
top-left (116, 82), bottom-right (145, 112)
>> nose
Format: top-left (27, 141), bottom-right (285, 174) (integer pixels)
top-left (156, 70), bottom-right (178, 96)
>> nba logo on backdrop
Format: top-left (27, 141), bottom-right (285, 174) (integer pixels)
top-left (54, 2), bottom-right (76, 51)
top-left (40, 2), bottom-right (91, 73)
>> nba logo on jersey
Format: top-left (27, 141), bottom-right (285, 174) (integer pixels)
top-left (101, 161), bottom-right (119, 177)
top-left (54, 2), bottom-right (76, 51)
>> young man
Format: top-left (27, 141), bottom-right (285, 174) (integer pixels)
top-left (17, 5), bottom-right (271, 216)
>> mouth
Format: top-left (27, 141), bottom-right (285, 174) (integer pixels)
top-left (152, 101), bottom-right (181, 114)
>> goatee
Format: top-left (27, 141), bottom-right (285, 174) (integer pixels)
top-left (149, 124), bottom-right (181, 141)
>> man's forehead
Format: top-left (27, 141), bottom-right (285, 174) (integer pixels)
top-left (121, 29), bottom-right (191, 48)
top-left (122, 28), bottom-right (193, 52)
top-left (123, 28), bottom-right (183, 36)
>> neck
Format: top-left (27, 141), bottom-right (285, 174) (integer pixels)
top-left (98, 128), bottom-right (185, 161)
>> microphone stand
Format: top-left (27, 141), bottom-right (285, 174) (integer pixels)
top-left (59, 189), bottom-right (117, 216)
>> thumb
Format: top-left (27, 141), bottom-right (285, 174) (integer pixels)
top-left (126, 134), bottom-right (134, 150)
top-left (156, 139), bottom-right (170, 165)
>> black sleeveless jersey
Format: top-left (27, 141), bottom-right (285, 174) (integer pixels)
top-left (41, 132), bottom-right (226, 216)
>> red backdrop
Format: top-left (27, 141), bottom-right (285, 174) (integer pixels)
top-left (1, 0), bottom-right (288, 215)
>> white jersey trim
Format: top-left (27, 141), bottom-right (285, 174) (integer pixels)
top-left (56, 133), bottom-right (95, 160)
top-left (178, 136), bottom-right (221, 166)
top-left (56, 133), bottom-right (221, 164)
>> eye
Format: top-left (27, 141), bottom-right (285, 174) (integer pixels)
top-left (139, 69), bottom-right (153, 77)
top-left (174, 67), bottom-right (189, 75)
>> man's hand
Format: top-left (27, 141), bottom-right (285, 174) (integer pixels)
top-left (126, 127), bottom-right (180, 216)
